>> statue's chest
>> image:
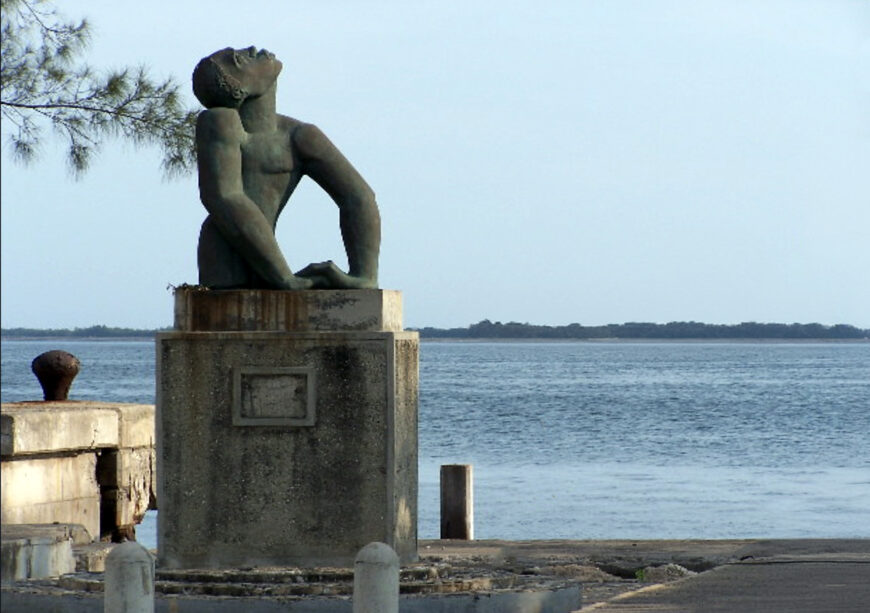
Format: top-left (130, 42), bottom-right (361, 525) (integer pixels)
top-left (241, 132), bottom-right (295, 175)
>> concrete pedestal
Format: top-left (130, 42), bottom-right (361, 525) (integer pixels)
top-left (156, 289), bottom-right (418, 569)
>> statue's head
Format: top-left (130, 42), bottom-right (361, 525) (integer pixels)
top-left (192, 47), bottom-right (282, 109)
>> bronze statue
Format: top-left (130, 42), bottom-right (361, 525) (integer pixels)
top-left (192, 47), bottom-right (380, 290)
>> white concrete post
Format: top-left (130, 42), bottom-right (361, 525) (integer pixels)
top-left (440, 463), bottom-right (474, 539)
top-left (353, 542), bottom-right (399, 613)
top-left (104, 541), bottom-right (154, 613)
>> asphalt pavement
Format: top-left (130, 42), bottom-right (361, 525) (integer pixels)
top-left (581, 551), bottom-right (870, 612)
top-left (422, 538), bottom-right (870, 613)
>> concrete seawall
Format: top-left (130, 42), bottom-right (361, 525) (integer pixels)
top-left (1, 401), bottom-right (156, 582)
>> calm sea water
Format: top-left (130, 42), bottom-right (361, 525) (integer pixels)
top-left (2, 339), bottom-right (868, 546)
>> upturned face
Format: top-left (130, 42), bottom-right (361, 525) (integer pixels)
top-left (211, 46), bottom-right (282, 97)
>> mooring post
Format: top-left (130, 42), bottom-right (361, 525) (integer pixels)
top-left (353, 542), bottom-right (399, 613)
top-left (104, 541), bottom-right (154, 613)
top-left (440, 463), bottom-right (474, 539)
top-left (31, 350), bottom-right (80, 400)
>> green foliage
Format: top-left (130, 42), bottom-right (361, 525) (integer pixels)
top-left (0, 0), bottom-right (197, 177)
top-left (416, 320), bottom-right (870, 340)
top-left (1, 325), bottom-right (172, 338)
top-left (4, 322), bottom-right (868, 340)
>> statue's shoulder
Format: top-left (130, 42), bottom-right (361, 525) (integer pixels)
top-left (290, 121), bottom-right (331, 157)
top-left (277, 113), bottom-right (303, 130)
top-left (278, 115), bottom-right (316, 139)
top-left (196, 108), bottom-right (244, 142)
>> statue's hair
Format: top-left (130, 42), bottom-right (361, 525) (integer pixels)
top-left (192, 52), bottom-right (248, 109)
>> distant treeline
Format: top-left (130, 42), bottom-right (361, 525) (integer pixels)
top-left (1, 325), bottom-right (168, 338)
top-left (415, 320), bottom-right (870, 340)
top-left (3, 321), bottom-right (868, 340)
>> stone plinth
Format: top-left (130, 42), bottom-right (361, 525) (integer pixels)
top-left (157, 289), bottom-right (418, 569)
top-left (173, 287), bottom-right (404, 332)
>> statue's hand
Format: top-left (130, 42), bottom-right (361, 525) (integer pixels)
top-left (297, 261), bottom-right (376, 289)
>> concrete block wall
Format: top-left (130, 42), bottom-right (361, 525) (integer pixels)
top-left (1, 453), bottom-right (100, 532)
top-left (1, 401), bottom-right (156, 542)
top-left (0, 523), bottom-right (90, 584)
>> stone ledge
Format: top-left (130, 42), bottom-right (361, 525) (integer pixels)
top-left (1, 402), bottom-right (155, 456)
top-left (0, 524), bottom-right (89, 585)
top-left (1, 404), bottom-right (117, 456)
top-left (1, 524), bottom-right (92, 545)
top-left (173, 288), bottom-right (404, 332)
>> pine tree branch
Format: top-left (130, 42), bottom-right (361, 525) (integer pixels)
top-left (3, 100), bottom-right (188, 132)
top-left (0, 0), bottom-right (197, 178)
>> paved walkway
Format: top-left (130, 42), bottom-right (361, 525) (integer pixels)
top-left (582, 554), bottom-right (870, 612)
top-left (424, 538), bottom-right (870, 612)
top-left (3, 537), bottom-right (867, 611)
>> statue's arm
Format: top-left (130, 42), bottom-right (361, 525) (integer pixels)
top-left (196, 110), bottom-right (309, 289)
top-left (293, 123), bottom-right (380, 289)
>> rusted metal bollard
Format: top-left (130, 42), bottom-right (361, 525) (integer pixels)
top-left (31, 350), bottom-right (80, 400)
top-left (440, 464), bottom-right (474, 540)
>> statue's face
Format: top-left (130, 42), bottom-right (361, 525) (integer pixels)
top-left (211, 46), bottom-right (282, 97)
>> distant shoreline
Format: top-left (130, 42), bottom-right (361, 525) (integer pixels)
top-left (3, 320), bottom-right (868, 342)
top-left (3, 336), bottom-right (868, 344)
top-left (419, 337), bottom-right (870, 344)
top-left (1, 336), bottom-right (157, 342)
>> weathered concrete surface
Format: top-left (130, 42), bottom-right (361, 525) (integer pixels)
top-left (174, 288), bottom-right (403, 332)
top-left (112, 403), bottom-right (156, 449)
top-left (1, 403), bottom-right (119, 455)
top-left (97, 447), bottom-right (157, 540)
top-left (585, 558), bottom-right (870, 612)
top-left (1, 401), bottom-right (156, 542)
top-left (419, 539), bottom-right (870, 611)
top-left (72, 541), bottom-right (117, 572)
top-left (158, 289), bottom-right (418, 569)
top-left (419, 539), bottom-right (756, 575)
top-left (0, 559), bottom-right (582, 612)
top-left (157, 330), bottom-right (418, 569)
top-left (1, 452), bottom-right (101, 537)
top-left (0, 589), bottom-right (582, 613)
top-left (3, 540), bottom-right (868, 612)
top-left (0, 524), bottom-right (89, 584)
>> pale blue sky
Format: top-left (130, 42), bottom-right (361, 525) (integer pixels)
top-left (2, 0), bottom-right (868, 329)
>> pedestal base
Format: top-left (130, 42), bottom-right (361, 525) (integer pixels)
top-left (156, 290), bottom-right (418, 569)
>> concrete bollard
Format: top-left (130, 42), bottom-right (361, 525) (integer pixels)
top-left (104, 541), bottom-right (154, 613)
top-left (440, 464), bottom-right (474, 539)
top-left (353, 542), bottom-right (399, 613)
